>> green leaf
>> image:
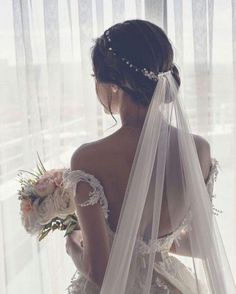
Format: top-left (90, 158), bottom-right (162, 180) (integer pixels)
top-left (36, 164), bottom-right (44, 175)
top-left (36, 214), bottom-right (79, 241)
top-left (64, 222), bottom-right (78, 237)
top-left (18, 169), bottom-right (40, 179)
top-left (51, 220), bottom-right (61, 231)
top-left (36, 152), bottom-right (47, 173)
top-left (38, 228), bottom-right (51, 241)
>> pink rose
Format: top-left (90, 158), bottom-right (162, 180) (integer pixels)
top-left (44, 169), bottom-right (64, 188)
top-left (34, 175), bottom-right (56, 197)
top-left (20, 199), bottom-right (33, 215)
top-left (53, 171), bottom-right (64, 187)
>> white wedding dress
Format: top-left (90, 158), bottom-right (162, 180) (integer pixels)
top-left (64, 157), bottom-right (219, 294)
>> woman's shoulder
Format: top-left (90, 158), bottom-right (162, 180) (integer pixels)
top-left (192, 133), bottom-right (212, 182)
top-left (70, 142), bottom-right (104, 174)
top-left (70, 134), bottom-right (120, 177)
top-left (71, 128), bottom-right (133, 166)
top-left (192, 133), bottom-right (211, 164)
top-left (192, 133), bottom-right (210, 150)
top-left (170, 127), bottom-right (211, 182)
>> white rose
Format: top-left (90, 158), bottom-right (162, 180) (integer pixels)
top-left (53, 186), bottom-right (75, 218)
top-left (37, 196), bottom-right (56, 225)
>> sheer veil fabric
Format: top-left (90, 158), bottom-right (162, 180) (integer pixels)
top-left (98, 70), bottom-right (236, 293)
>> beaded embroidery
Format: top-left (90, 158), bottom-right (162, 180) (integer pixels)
top-left (205, 158), bottom-right (222, 215)
top-left (104, 29), bottom-right (173, 82)
top-left (63, 169), bottom-right (110, 219)
top-left (135, 209), bottom-right (192, 258)
top-left (153, 276), bottom-right (170, 294)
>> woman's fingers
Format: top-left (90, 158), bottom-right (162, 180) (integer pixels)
top-left (66, 230), bottom-right (83, 255)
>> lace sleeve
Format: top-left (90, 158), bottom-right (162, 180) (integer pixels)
top-left (63, 169), bottom-right (110, 219)
top-left (205, 158), bottom-right (223, 216)
top-left (64, 169), bottom-right (110, 293)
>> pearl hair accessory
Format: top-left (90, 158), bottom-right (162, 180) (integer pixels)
top-left (104, 29), bottom-right (172, 81)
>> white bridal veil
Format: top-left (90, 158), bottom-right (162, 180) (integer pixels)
top-left (98, 70), bottom-right (236, 293)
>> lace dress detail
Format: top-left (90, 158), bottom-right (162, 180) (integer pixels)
top-left (63, 169), bottom-right (110, 219)
top-left (135, 211), bottom-right (192, 257)
top-left (65, 157), bottom-right (219, 294)
top-left (63, 169), bottom-right (111, 294)
top-left (205, 158), bottom-right (222, 215)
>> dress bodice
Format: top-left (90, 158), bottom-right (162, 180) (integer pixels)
top-left (63, 157), bottom-right (219, 255)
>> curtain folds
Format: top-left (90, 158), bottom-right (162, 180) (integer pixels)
top-left (0, 0), bottom-right (235, 293)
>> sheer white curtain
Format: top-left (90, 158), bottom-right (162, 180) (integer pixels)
top-left (0, 0), bottom-right (235, 293)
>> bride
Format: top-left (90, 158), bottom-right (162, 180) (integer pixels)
top-left (63, 19), bottom-right (236, 293)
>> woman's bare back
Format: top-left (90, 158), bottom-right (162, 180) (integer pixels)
top-left (83, 125), bottom-right (211, 236)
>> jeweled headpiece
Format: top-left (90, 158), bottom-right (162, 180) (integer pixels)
top-left (104, 29), bottom-right (172, 81)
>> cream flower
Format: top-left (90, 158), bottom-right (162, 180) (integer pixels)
top-left (37, 196), bottom-right (56, 224)
top-left (53, 170), bottom-right (64, 187)
top-left (53, 186), bottom-right (75, 218)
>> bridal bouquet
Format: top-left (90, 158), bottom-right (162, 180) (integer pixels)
top-left (17, 154), bottom-right (79, 241)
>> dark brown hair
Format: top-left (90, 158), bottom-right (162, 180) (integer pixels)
top-left (91, 19), bottom-right (180, 125)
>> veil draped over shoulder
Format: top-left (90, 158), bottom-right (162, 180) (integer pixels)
top-left (99, 70), bottom-right (236, 293)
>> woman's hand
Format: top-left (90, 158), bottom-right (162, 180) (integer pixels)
top-left (66, 229), bottom-right (83, 255)
top-left (65, 229), bottom-right (89, 275)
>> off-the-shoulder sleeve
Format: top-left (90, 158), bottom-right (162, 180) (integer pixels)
top-left (205, 158), bottom-right (222, 216)
top-left (63, 168), bottom-right (110, 219)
